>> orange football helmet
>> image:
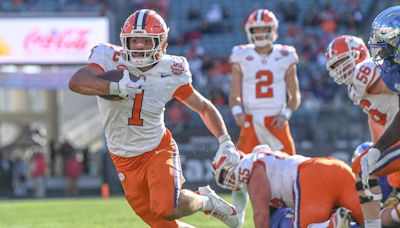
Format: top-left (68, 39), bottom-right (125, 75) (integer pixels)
top-left (120, 9), bottom-right (169, 67)
top-left (245, 9), bottom-right (279, 47)
top-left (326, 35), bottom-right (369, 84)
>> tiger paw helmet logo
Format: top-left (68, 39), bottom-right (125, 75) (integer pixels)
top-left (0, 38), bottom-right (10, 56)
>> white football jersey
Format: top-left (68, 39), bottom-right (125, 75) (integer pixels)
top-left (348, 59), bottom-right (399, 129)
top-left (88, 43), bottom-right (192, 157)
top-left (235, 151), bottom-right (309, 208)
top-left (230, 44), bottom-right (298, 116)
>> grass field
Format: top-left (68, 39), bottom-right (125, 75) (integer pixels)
top-left (0, 195), bottom-right (254, 228)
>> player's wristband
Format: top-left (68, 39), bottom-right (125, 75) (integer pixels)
top-left (218, 134), bottom-right (232, 144)
top-left (231, 105), bottom-right (243, 117)
top-left (109, 82), bottom-right (120, 95)
top-left (280, 107), bottom-right (293, 120)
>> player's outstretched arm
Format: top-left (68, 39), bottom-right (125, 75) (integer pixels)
top-left (69, 65), bottom-right (110, 96)
top-left (248, 162), bottom-right (271, 228)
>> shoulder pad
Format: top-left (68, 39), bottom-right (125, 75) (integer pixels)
top-left (90, 43), bottom-right (122, 57)
top-left (160, 55), bottom-right (192, 84)
top-left (230, 44), bottom-right (251, 63)
top-left (274, 44), bottom-right (298, 64)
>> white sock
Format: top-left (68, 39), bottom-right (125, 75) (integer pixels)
top-left (307, 221), bottom-right (329, 228)
top-left (364, 219), bottom-right (382, 228)
top-left (391, 204), bottom-right (400, 223)
top-left (232, 190), bottom-right (249, 215)
top-left (199, 195), bottom-right (213, 211)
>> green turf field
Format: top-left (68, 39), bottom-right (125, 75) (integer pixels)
top-left (0, 195), bottom-right (254, 228)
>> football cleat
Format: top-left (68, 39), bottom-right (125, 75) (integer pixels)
top-left (197, 185), bottom-right (239, 228)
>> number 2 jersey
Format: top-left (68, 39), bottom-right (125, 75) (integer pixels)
top-left (229, 44), bottom-right (298, 116)
top-left (235, 151), bottom-right (309, 208)
top-left (348, 59), bottom-right (399, 136)
top-left (88, 43), bottom-right (193, 157)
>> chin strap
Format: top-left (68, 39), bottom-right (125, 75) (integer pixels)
top-left (355, 178), bottom-right (382, 204)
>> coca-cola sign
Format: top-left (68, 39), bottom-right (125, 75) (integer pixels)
top-left (0, 17), bottom-right (109, 64)
top-left (24, 29), bottom-right (89, 52)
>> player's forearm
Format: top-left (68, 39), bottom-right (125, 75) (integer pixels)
top-left (69, 72), bottom-right (110, 96)
top-left (374, 110), bottom-right (400, 151)
top-left (286, 92), bottom-right (301, 112)
top-left (198, 101), bottom-right (229, 138)
top-left (229, 95), bottom-right (242, 108)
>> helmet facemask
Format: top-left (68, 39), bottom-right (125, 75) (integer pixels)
top-left (214, 167), bottom-right (238, 191)
top-left (368, 5), bottom-right (400, 72)
top-left (120, 31), bottom-right (168, 68)
top-left (326, 51), bottom-right (358, 85)
top-left (369, 32), bottom-right (398, 72)
top-left (246, 24), bottom-right (277, 47)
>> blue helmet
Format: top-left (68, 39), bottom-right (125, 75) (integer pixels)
top-left (368, 6), bottom-right (400, 72)
top-left (352, 141), bottom-right (373, 162)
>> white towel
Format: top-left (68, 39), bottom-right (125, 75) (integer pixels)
top-left (252, 114), bottom-right (283, 151)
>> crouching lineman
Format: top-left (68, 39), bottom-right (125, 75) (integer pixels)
top-left (213, 145), bottom-right (364, 228)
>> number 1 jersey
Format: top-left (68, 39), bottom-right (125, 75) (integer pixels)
top-left (88, 43), bottom-right (192, 157)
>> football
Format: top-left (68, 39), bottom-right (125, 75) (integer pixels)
top-left (97, 70), bottom-right (141, 100)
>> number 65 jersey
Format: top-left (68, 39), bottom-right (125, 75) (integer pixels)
top-left (88, 43), bottom-right (192, 157)
top-left (229, 44), bottom-right (298, 116)
top-left (348, 59), bottom-right (399, 140)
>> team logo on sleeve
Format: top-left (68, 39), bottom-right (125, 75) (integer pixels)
top-left (171, 62), bottom-right (185, 75)
top-left (246, 55), bottom-right (254, 61)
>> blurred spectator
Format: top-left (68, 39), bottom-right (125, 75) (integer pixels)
top-left (49, 140), bottom-right (57, 176)
top-left (277, 1), bottom-right (298, 23)
top-left (187, 7), bottom-right (201, 21)
top-left (12, 157), bottom-right (27, 197)
top-left (201, 4), bottom-right (227, 34)
top-left (82, 147), bottom-right (90, 175)
top-left (133, 0), bottom-right (169, 20)
top-left (59, 139), bottom-right (75, 175)
top-left (30, 150), bottom-right (47, 198)
top-left (0, 152), bottom-right (12, 198)
top-left (65, 152), bottom-right (83, 196)
top-left (186, 42), bottom-right (207, 89)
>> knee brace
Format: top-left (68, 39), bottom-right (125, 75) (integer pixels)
top-left (355, 178), bottom-right (382, 204)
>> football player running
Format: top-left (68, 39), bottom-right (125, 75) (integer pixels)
top-left (69, 9), bottom-right (239, 228)
top-left (214, 145), bottom-right (364, 228)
